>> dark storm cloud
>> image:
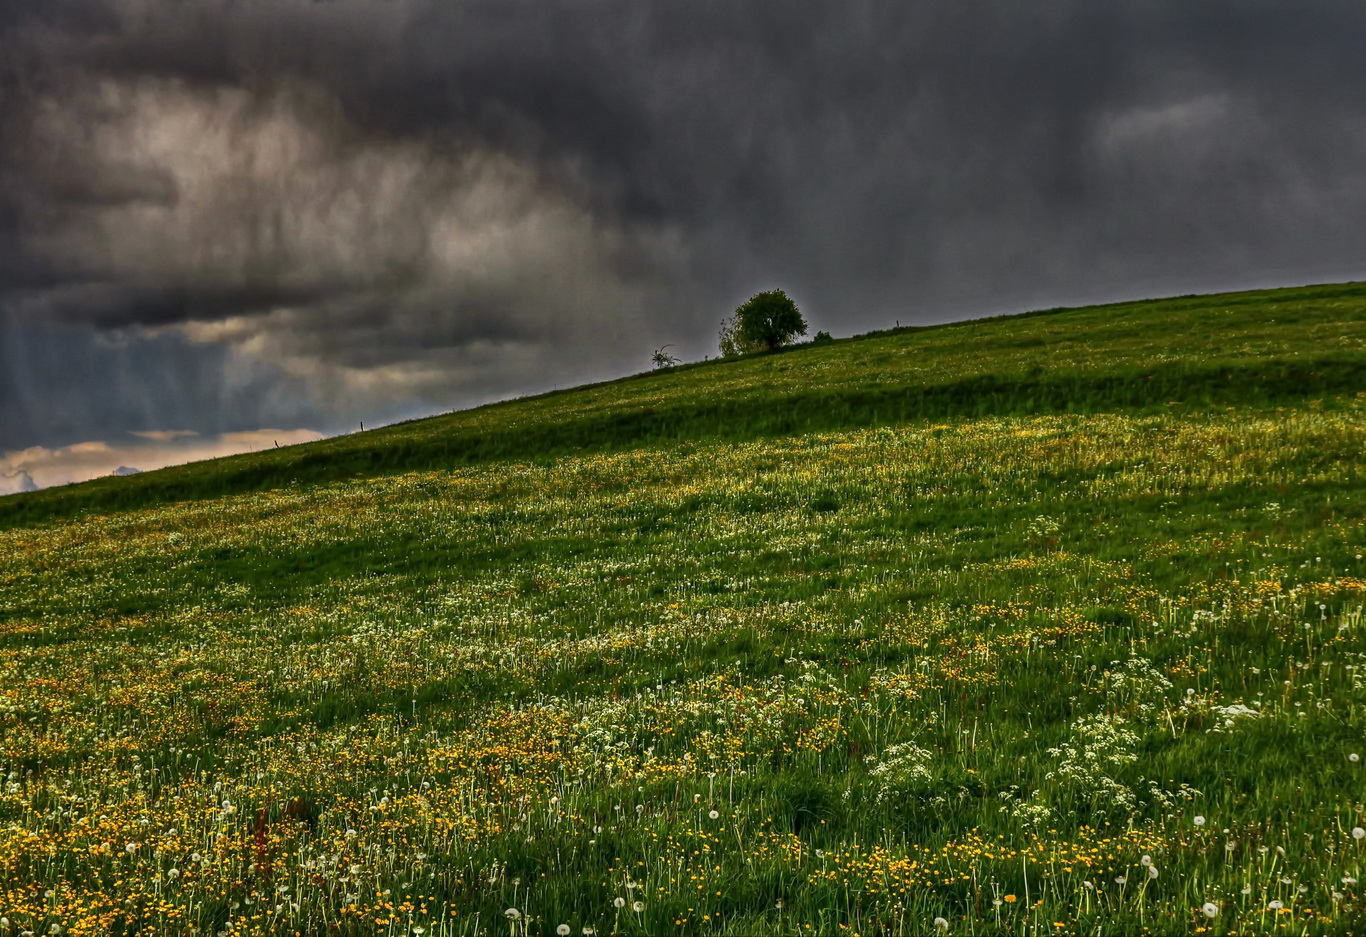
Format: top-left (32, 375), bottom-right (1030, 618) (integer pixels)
top-left (17, 282), bottom-right (340, 328)
top-left (4, 0), bottom-right (1366, 455)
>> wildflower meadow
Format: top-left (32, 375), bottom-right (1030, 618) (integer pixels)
top-left (1, 282), bottom-right (1365, 934)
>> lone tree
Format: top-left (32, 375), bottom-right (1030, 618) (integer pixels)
top-left (718, 288), bottom-right (807, 356)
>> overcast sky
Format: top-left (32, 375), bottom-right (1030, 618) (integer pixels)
top-left (4, 1), bottom-right (1366, 489)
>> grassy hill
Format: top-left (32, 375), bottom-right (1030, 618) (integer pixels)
top-left (1, 281), bottom-right (1364, 935)
top-left (3, 280), bottom-right (1363, 528)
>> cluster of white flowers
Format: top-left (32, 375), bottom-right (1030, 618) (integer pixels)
top-left (1045, 713), bottom-right (1140, 811)
top-left (997, 789), bottom-right (1055, 831)
top-left (1144, 778), bottom-right (1202, 810)
top-left (1026, 515), bottom-right (1061, 540)
top-left (1102, 657), bottom-right (1173, 721)
top-left (865, 741), bottom-right (937, 802)
top-left (1206, 702), bottom-right (1261, 733)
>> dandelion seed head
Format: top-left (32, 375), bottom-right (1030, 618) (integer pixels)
top-left (613, 897), bottom-right (626, 908)
top-left (1193, 815), bottom-right (1206, 826)
top-left (1202, 902), bottom-right (1218, 918)
top-left (557, 926), bottom-right (571, 936)
top-left (633, 901), bottom-right (645, 913)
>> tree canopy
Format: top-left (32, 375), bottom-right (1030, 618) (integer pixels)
top-left (719, 289), bottom-right (807, 356)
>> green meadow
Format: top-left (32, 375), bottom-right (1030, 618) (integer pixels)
top-left (1, 282), bottom-right (1364, 935)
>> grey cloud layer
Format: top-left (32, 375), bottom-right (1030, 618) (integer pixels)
top-left (3, 1), bottom-right (1366, 452)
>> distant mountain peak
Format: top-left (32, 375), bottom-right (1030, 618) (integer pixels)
top-left (112, 466), bottom-right (142, 476)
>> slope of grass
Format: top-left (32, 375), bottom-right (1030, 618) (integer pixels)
top-left (3, 280), bottom-right (1364, 529)
top-left (0, 282), bottom-right (1364, 935)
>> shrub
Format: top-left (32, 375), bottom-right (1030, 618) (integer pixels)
top-left (651, 345), bottom-right (680, 369)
